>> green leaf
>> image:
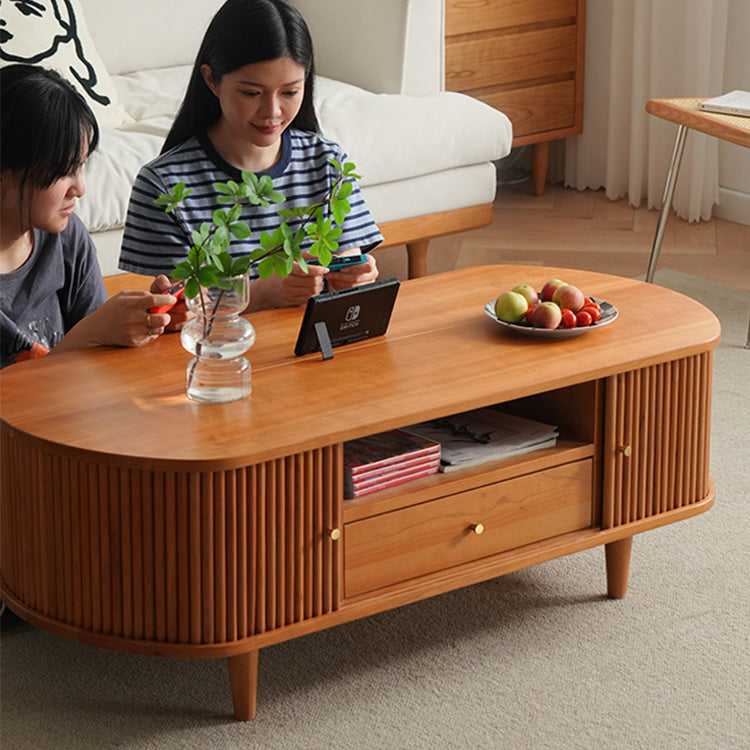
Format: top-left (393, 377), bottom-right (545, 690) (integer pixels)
top-left (185, 278), bottom-right (201, 299)
top-left (213, 208), bottom-right (228, 227)
top-left (230, 221), bottom-right (251, 240)
top-left (231, 256), bottom-right (252, 275)
top-left (171, 261), bottom-right (193, 280)
top-left (197, 267), bottom-right (218, 287)
top-left (257, 257), bottom-right (275, 278)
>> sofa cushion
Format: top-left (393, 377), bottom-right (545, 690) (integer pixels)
top-left (0, 0), bottom-right (131, 129)
top-left (314, 77), bottom-right (511, 187)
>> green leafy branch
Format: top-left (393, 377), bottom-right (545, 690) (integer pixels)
top-left (154, 158), bottom-right (361, 303)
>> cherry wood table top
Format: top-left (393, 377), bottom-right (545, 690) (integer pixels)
top-left (0, 266), bottom-right (720, 470)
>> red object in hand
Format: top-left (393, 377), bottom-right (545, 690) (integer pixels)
top-left (148, 280), bottom-right (186, 314)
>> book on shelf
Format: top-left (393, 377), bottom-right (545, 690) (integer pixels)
top-left (405, 408), bottom-right (559, 473)
top-left (344, 457), bottom-right (441, 498)
top-left (343, 429), bottom-right (441, 477)
top-left (698, 90), bottom-right (750, 117)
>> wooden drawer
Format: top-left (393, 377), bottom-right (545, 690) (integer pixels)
top-left (344, 459), bottom-right (592, 597)
top-left (479, 80), bottom-right (577, 140)
top-left (446, 0), bottom-right (577, 37)
top-left (445, 25), bottom-right (577, 92)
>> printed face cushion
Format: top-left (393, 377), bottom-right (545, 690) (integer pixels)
top-left (0, 0), bottom-right (132, 128)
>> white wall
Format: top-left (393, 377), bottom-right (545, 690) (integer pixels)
top-left (716, 0), bottom-right (750, 226)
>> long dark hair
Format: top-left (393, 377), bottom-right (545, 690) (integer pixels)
top-left (0, 64), bottom-right (100, 188)
top-left (162, 0), bottom-right (319, 154)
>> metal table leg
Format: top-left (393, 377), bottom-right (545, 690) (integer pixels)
top-left (646, 125), bottom-right (689, 283)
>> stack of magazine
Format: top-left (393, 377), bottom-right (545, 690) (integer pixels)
top-left (406, 408), bottom-right (558, 473)
top-left (343, 429), bottom-right (441, 499)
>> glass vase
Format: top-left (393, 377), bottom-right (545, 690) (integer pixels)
top-left (180, 275), bottom-right (256, 403)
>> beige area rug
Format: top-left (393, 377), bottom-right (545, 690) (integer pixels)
top-left (1, 270), bottom-right (748, 750)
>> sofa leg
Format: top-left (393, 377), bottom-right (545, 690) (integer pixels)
top-left (532, 141), bottom-right (549, 197)
top-left (406, 239), bottom-right (430, 279)
top-left (227, 649), bottom-right (259, 720)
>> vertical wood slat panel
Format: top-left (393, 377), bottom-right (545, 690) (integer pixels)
top-left (0, 442), bottom-right (341, 644)
top-left (602, 354), bottom-right (712, 529)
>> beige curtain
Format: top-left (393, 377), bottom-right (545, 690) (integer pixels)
top-left (563, 0), bottom-right (729, 221)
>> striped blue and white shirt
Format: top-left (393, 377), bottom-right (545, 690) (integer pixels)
top-left (119, 129), bottom-right (383, 279)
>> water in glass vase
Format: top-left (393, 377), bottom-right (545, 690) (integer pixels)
top-left (180, 276), bottom-right (256, 403)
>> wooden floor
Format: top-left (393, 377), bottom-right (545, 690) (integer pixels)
top-left (409, 180), bottom-right (750, 293)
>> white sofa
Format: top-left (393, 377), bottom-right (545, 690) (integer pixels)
top-left (74, 0), bottom-right (512, 279)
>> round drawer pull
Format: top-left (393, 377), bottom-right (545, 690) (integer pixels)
top-left (618, 444), bottom-right (633, 457)
top-left (328, 528), bottom-right (341, 541)
top-left (470, 523), bottom-right (485, 535)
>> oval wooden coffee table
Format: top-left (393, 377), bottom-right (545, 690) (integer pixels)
top-left (0, 266), bottom-right (721, 719)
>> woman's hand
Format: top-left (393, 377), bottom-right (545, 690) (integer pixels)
top-left (325, 252), bottom-right (379, 292)
top-left (53, 288), bottom-right (178, 353)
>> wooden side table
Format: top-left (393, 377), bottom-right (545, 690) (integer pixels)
top-left (645, 97), bottom-right (750, 348)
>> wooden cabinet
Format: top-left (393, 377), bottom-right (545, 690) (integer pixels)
top-left (444, 0), bottom-right (586, 195)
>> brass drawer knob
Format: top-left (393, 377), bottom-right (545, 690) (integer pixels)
top-left (328, 528), bottom-right (341, 541)
top-left (470, 523), bottom-right (485, 535)
top-left (618, 444), bottom-right (632, 457)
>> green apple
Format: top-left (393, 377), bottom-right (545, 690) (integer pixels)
top-left (495, 290), bottom-right (529, 323)
top-left (511, 283), bottom-right (539, 308)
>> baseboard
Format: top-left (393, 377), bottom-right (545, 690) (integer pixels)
top-left (715, 186), bottom-right (750, 226)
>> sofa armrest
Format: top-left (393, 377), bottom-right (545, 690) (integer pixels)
top-left (291, 0), bottom-right (443, 95)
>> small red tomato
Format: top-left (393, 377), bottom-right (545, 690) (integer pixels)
top-left (584, 297), bottom-right (601, 313)
top-left (525, 304), bottom-right (537, 323)
top-left (581, 304), bottom-right (601, 322)
top-left (576, 310), bottom-right (593, 327)
top-left (560, 308), bottom-right (577, 328)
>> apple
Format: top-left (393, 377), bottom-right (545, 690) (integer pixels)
top-left (541, 278), bottom-right (566, 301)
top-left (531, 301), bottom-right (562, 329)
top-left (495, 290), bottom-right (529, 323)
top-left (511, 283), bottom-right (538, 309)
top-left (552, 284), bottom-right (585, 312)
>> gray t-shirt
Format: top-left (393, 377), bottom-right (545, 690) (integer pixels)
top-left (0, 213), bottom-right (107, 369)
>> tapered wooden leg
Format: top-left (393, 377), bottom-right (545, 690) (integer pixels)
top-left (605, 537), bottom-right (633, 599)
top-left (531, 141), bottom-right (549, 197)
top-left (406, 239), bottom-right (430, 279)
top-left (227, 649), bottom-right (259, 721)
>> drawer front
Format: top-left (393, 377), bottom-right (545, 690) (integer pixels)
top-left (446, 0), bottom-right (577, 37)
top-left (345, 459), bottom-right (592, 598)
top-left (479, 80), bottom-right (577, 139)
top-left (445, 25), bottom-right (577, 91)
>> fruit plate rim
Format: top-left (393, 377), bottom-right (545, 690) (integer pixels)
top-left (484, 297), bottom-right (619, 338)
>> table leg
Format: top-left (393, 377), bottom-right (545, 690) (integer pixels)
top-left (745, 310), bottom-right (750, 349)
top-left (227, 649), bottom-right (259, 721)
top-left (605, 537), bottom-right (633, 599)
top-left (646, 125), bottom-right (688, 283)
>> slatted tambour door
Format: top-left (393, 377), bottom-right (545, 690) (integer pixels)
top-left (0, 432), bottom-right (342, 647)
top-left (602, 353), bottom-right (713, 528)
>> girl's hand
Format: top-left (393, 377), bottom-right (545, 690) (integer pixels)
top-left (150, 275), bottom-right (193, 331)
top-left (53, 289), bottom-right (177, 353)
top-left (325, 252), bottom-right (379, 291)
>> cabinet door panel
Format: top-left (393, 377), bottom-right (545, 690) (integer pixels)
top-left (446, 0), bottom-right (578, 36)
top-left (345, 459), bottom-right (592, 597)
top-left (445, 26), bottom-right (577, 91)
